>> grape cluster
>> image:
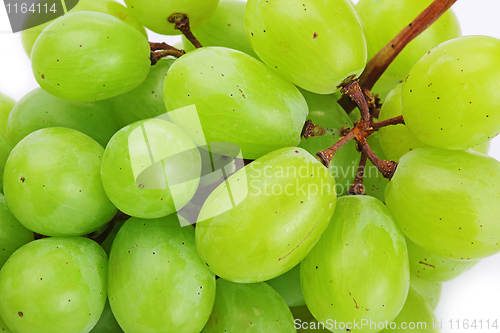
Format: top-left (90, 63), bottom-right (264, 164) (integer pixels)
top-left (0, 0), bottom-right (499, 332)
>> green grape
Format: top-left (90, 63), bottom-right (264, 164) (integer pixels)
top-left (266, 264), bottom-right (305, 307)
top-left (0, 92), bottom-right (15, 137)
top-left (163, 47), bottom-right (308, 159)
top-left (298, 89), bottom-right (360, 196)
top-left (371, 75), bottom-right (403, 103)
top-left (108, 215), bottom-right (215, 333)
top-left (100, 119), bottom-right (201, 219)
top-left (0, 314), bottom-right (12, 333)
top-left (410, 274), bottom-right (441, 310)
top-left (245, 0), bottom-right (366, 94)
top-left (301, 196), bottom-right (409, 333)
top-left (31, 12), bottom-right (151, 102)
top-left (4, 128), bottom-right (117, 236)
top-left (182, 0), bottom-right (258, 58)
top-left (21, 0), bottom-right (147, 58)
top-left (385, 147), bottom-right (500, 261)
top-left (196, 147), bottom-right (336, 283)
top-left (472, 141), bottom-right (490, 154)
top-left (7, 88), bottom-right (119, 147)
top-left (0, 133), bottom-right (13, 193)
top-left (378, 84), bottom-right (426, 162)
top-left (407, 237), bottom-right (478, 282)
top-left (0, 237), bottom-right (107, 333)
top-left (111, 59), bottom-right (174, 127)
top-left (0, 193), bottom-right (33, 268)
top-left (380, 288), bottom-right (439, 333)
top-left (356, 0), bottom-right (460, 84)
top-left (123, 0), bottom-right (219, 35)
top-left (90, 302), bottom-right (123, 333)
top-left (201, 279), bottom-right (295, 333)
top-left (290, 306), bottom-right (330, 332)
top-left (401, 36), bottom-right (500, 150)
top-left (363, 133), bottom-right (389, 202)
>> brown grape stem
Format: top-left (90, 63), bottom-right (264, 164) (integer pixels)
top-left (301, 120), bottom-right (328, 139)
top-left (150, 48), bottom-right (186, 65)
top-left (317, 127), bottom-right (359, 167)
top-left (348, 151), bottom-right (368, 195)
top-left (168, 13), bottom-right (203, 49)
top-left (371, 115), bottom-right (405, 131)
top-left (358, 139), bottom-right (397, 179)
top-left (340, 79), bottom-right (370, 122)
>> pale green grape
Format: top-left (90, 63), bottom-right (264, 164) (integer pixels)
top-left (108, 215), bottom-right (215, 333)
top-left (100, 119), bottom-right (201, 219)
top-left (90, 302), bottom-right (123, 333)
top-left (202, 279), bottom-right (295, 333)
top-left (0, 193), bottom-right (33, 268)
top-left (245, 0), bottom-right (366, 94)
top-left (266, 264), bottom-right (305, 307)
top-left (124, 0), bottom-right (219, 35)
top-left (401, 36), bottom-right (500, 150)
top-left (410, 274), bottom-right (441, 310)
top-left (0, 314), bottom-right (12, 333)
top-left (0, 133), bottom-right (13, 193)
top-left (0, 237), bottom-right (107, 333)
top-left (196, 147), bottom-right (336, 283)
top-left (4, 128), bottom-right (117, 236)
top-left (298, 89), bottom-right (360, 196)
top-left (378, 84), bottom-right (426, 162)
top-left (371, 75), bottom-right (403, 103)
top-left (356, 0), bottom-right (460, 84)
top-left (0, 92), bottom-right (15, 137)
top-left (21, 0), bottom-right (147, 57)
top-left (182, 0), bottom-right (258, 58)
top-left (7, 88), bottom-right (119, 147)
top-left (163, 47), bottom-right (308, 159)
top-left (385, 147), bottom-right (500, 260)
top-left (363, 133), bottom-right (389, 202)
top-left (380, 288), bottom-right (439, 333)
top-left (111, 59), bottom-right (174, 127)
top-left (301, 196), bottom-right (409, 333)
top-left (31, 12), bottom-right (151, 102)
top-left (407, 237), bottom-right (477, 282)
top-left (290, 306), bottom-right (330, 332)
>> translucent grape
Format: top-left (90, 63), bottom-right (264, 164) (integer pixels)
top-left (290, 306), bottom-right (330, 332)
top-left (245, 0), bottom-right (366, 94)
top-left (0, 133), bottom-right (13, 193)
top-left (201, 279), bottom-right (295, 333)
top-left (385, 147), bottom-right (500, 260)
top-left (89, 302), bottom-right (123, 333)
top-left (196, 147), bottom-right (336, 282)
top-left (266, 264), bottom-right (305, 307)
top-left (182, 0), bottom-right (258, 58)
top-left (123, 0), bottom-right (219, 35)
top-left (0, 92), bottom-right (15, 137)
top-left (4, 128), bottom-right (117, 236)
top-left (7, 88), bottom-right (119, 147)
top-left (0, 237), bottom-right (107, 333)
top-left (163, 47), bottom-right (308, 159)
top-left (108, 215), bottom-right (215, 333)
top-left (100, 119), bottom-right (201, 219)
top-left (31, 12), bottom-right (151, 102)
top-left (401, 36), bottom-right (500, 150)
top-left (21, 0), bottom-right (147, 58)
top-left (301, 196), bottom-right (409, 333)
top-left (0, 315), bottom-right (12, 333)
top-left (410, 274), bottom-right (441, 310)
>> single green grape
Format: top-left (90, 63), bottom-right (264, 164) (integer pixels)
top-left (100, 119), bottom-right (201, 219)
top-left (0, 237), bottom-right (107, 333)
top-left (290, 306), bottom-right (330, 332)
top-left (266, 264), bottom-right (305, 307)
top-left (0, 133), bottom-right (13, 193)
top-left (371, 75), bottom-right (403, 103)
top-left (245, 0), bottom-right (366, 94)
top-left (201, 279), bottom-right (295, 333)
top-left (196, 147), bottom-right (336, 283)
top-left (298, 89), bottom-right (360, 196)
top-left (4, 128), bottom-right (117, 236)
top-left (401, 36), bottom-right (500, 150)
top-left (182, 0), bottom-right (258, 58)
top-left (385, 147), bottom-right (500, 261)
top-left (31, 12), bottom-right (151, 102)
top-left (124, 0), bottom-right (219, 35)
top-left (21, 0), bottom-right (147, 58)
top-left (108, 215), bottom-right (215, 333)
top-left (363, 133), bottom-right (389, 202)
top-left (356, 0), bottom-right (460, 83)
top-left (111, 59), bottom-right (174, 128)
top-left (163, 47), bottom-right (308, 159)
top-left (89, 302), bottom-right (123, 333)
top-left (380, 288), bottom-right (439, 333)
top-left (410, 274), bottom-right (441, 310)
top-left (407, 237), bottom-right (478, 282)
top-left (0, 314), bottom-right (12, 333)
top-left (0, 193), bottom-right (33, 268)
top-left (0, 92), bottom-right (15, 137)
top-left (301, 196), bottom-right (409, 333)
top-left (7, 88), bottom-right (119, 147)
top-left (378, 84), bottom-right (426, 162)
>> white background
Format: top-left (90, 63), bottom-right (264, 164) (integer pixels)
top-left (1, 1), bottom-right (500, 332)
